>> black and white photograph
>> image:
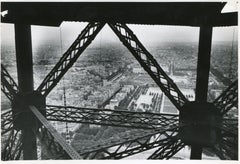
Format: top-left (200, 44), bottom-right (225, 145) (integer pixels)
top-left (0, 0), bottom-right (238, 161)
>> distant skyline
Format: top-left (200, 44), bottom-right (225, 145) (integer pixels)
top-left (1, 22), bottom-right (238, 49)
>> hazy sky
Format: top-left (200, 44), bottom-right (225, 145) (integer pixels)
top-left (1, 0), bottom-right (238, 47)
top-left (1, 22), bottom-right (238, 49)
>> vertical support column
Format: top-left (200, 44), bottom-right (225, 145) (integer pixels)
top-left (15, 24), bottom-right (34, 92)
top-left (192, 26), bottom-right (213, 159)
top-left (195, 26), bottom-right (213, 102)
top-left (190, 145), bottom-right (203, 159)
top-left (15, 23), bottom-right (37, 160)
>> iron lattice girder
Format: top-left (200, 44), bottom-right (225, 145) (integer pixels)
top-left (37, 126), bottom-right (71, 159)
top-left (1, 129), bottom-right (23, 160)
top-left (210, 118), bottom-right (238, 160)
top-left (147, 138), bottom-right (185, 159)
top-left (220, 118), bottom-right (238, 137)
top-left (46, 105), bottom-right (179, 130)
top-left (30, 106), bottom-right (81, 159)
top-left (1, 109), bottom-right (13, 135)
top-left (108, 23), bottom-right (187, 110)
top-left (77, 127), bottom-right (179, 159)
top-left (0, 64), bottom-right (78, 159)
top-left (213, 80), bottom-right (238, 115)
top-left (36, 22), bottom-right (105, 97)
top-left (1, 65), bottom-right (23, 160)
top-left (1, 64), bottom-right (18, 101)
top-left (213, 133), bottom-right (238, 160)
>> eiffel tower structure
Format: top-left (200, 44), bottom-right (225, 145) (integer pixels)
top-left (1, 2), bottom-right (238, 160)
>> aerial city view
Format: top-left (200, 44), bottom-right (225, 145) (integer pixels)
top-left (1, 22), bottom-right (238, 159)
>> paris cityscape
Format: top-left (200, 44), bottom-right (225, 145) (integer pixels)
top-left (1, 24), bottom-right (238, 159)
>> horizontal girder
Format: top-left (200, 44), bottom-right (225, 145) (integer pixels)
top-left (1, 2), bottom-right (237, 26)
top-left (78, 127), bottom-right (179, 159)
top-left (46, 105), bottom-right (179, 130)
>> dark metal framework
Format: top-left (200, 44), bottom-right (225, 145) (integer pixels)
top-left (1, 2), bottom-right (237, 26)
top-left (37, 22), bottom-right (105, 97)
top-left (213, 118), bottom-right (238, 160)
top-left (46, 105), bottom-right (179, 130)
top-left (148, 138), bottom-right (185, 159)
top-left (0, 2), bottom-right (238, 161)
top-left (1, 129), bottom-right (22, 160)
top-left (30, 106), bottom-right (81, 159)
top-left (108, 23), bottom-right (188, 110)
top-left (1, 64), bottom-right (18, 101)
top-left (79, 128), bottom-right (180, 159)
top-left (1, 110), bottom-right (13, 135)
top-left (37, 126), bottom-right (70, 159)
top-left (213, 80), bottom-right (238, 116)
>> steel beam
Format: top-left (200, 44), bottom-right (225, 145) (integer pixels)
top-left (46, 105), bottom-right (179, 130)
top-left (1, 110), bottom-right (13, 135)
top-left (1, 66), bottom-right (17, 135)
top-left (147, 138), bottom-right (185, 159)
top-left (1, 2), bottom-right (237, 27)
top-left (213, 133), bottom-right (238, 160)
top-left (37, 126), bottom-right (71, 159)
top-left (192, 25), bottom-right (213, 159)
top-left (1, 130), bottom-right (23, 160)
top-left (108, 23), bottom-right (187, 111)
top-left (195, 26), bottom-right (213, 102)
top-left (30, 106), bottom-right (81, 159)
top-left (15, 24), bottom-right (34, 93)
top-left (1, 64), bottom-right (18, 101)
top-left (213, 118), bottom-right (238, 160)
top-left (77, 127), bottom-right (179, 159)
top-left (14, 23), bottom-right (36, 160)
top-left (190, 145), bottom-right (202, 159)
top-left (37, 22), bottom-right (105, 97)
top-left (213, 80), bottom-right (238, 116)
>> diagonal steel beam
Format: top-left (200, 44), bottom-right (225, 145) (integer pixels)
top-left (37, 126), bottom-right (71, 159)
top-left (77, 127), bottom-right (179, 159)
top-left (213, 80), bottom-right (238, 116)
top-left (36, 22), bottom-right (105, 97)
top-left (46, 105), bottom-right (179, 130)
top-left (1, 109), bottom-right (13, 135)
top-left (1, 64), bottom-right (81, 159)
top-left (213, 118), bottom-right (238, 160)
top-left (1, 64), bottom-right (24, 160)
top-left (108, 23), bottom-right (187, 111)
top-left (1, 64), bottom-right (18, 101)
top-left (1, 129), bottom-right (23, 160)
top-left (220, 118), bottom-right (238, 138)
top-left (147, 138), bottom-right (185, 159)
top-left (30, 106), bottom-right (81, 159)
top-left (213, 135), bottom-right (238, 160)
